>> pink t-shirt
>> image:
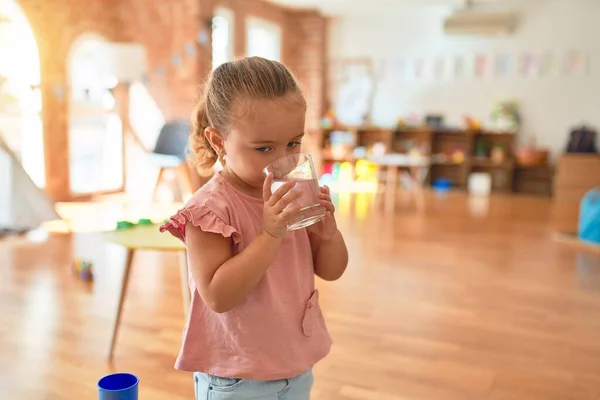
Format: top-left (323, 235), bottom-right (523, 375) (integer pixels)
top-left (160, 173), bottom-right (332, 380)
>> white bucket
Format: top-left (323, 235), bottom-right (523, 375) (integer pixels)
top-left (468, 172), bottom-right (492, 196)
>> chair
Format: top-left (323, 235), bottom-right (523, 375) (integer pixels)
top-left (150, 121), bottom-right (193, 202)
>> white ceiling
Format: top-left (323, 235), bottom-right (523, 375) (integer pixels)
top-left (266, 0), bottom-right (537, 16)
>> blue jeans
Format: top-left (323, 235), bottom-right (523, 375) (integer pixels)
top-left (193, 369), bottom-right (313, 399)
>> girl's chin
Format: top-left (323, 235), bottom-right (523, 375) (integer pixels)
top-left (239, 175), bottom-right (266, 190)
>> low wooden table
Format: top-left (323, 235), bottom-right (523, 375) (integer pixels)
top-left (101, 224), bottom-right (189, 359)
top-left (368, 154), bottom-right (431, 212)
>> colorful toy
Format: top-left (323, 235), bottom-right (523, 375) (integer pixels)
top-left (116, 220), bottom-right (135, 230)
top-left (319, 173), bottom-right (334, 187)
top-left (451, 148), bottom-right (466, 163)
top-left (579, 188), bottom-right (600, 245)
top-left (355, 159), bottom-right (378, 182)
top-left (474, 137), bottom-right (489, 158)
top-left (332, 162), bottom-right (341, 181)
top-left (339, 162), bottom-right (354, 183)
top-left (463, 115), bottom-right (481, 131)
top-left (491, 100), bottom-right (521, 132)
top-left (432, 178), bottom-right (452, 193)
top-left (321, 108), bottom-right (338, 128)
top-left (73, 258), bottom-right (93, 281)
top-left (116, 218), bottom-right (154, 230)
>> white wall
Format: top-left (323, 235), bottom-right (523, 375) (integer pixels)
top-left (328, 0), bottom-right (600, 156)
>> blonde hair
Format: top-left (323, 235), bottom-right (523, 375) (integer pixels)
top-left (190, 56), bottom-right (306, 175)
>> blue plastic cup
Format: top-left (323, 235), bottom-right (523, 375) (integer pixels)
top-left (98, 373), bottom-right (139, 400)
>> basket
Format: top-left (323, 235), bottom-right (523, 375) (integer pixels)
top-left (516, 148), bottom-right (548, 167)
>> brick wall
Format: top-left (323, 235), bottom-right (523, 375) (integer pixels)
top-left (117, 0), bottom-right (214, 119)
top-left (16, 0), bottom-right (326, 200)
top-left (283, 11), bottom-right (328, 172)
top-left (284, 11), bottom-right (328, 131)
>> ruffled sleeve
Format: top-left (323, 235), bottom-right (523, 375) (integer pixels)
top-left (159, 204), bottom-right (241, 245)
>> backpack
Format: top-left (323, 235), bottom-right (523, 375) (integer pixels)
top-left (566, 125), bottom-right (598, 153)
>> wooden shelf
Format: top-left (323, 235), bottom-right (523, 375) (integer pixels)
top-left (471, 158), bottom-right (514, 168)
top-left (322, 156), bottom-right (357, 164)
top-left (318, 125), bottom-right (538, 193)
top-left (431, 160), bottom-right (465, 166)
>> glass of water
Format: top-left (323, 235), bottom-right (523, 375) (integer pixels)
top-left (264, 153), bottom-right (326, 231)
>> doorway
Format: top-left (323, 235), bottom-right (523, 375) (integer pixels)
top-left (0, 0), bottom-right (44, 187)
top-left (68, 34), bottom-right (124, 196)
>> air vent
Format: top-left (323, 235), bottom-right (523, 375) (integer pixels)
top-left (444, 11), bottom-right (518, 36)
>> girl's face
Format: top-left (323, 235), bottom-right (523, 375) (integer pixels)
top-left (222, 94), bottom-right (306, 191)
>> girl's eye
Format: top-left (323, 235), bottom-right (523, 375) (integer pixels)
top-left (287, 141), bottom-right (301, 148)
top-left (256, 147), bottom-right (272, 153)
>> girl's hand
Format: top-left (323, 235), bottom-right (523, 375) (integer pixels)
top-left (262, 173), bottom-right (302, 239)
top-left (308, 185), bottom-right (338, 242)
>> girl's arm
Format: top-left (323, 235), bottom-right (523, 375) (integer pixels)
top-left (186, 227), bottom-right (282, 313)
top-left (309, 229), bottom-right (348, 281)
top-left (186, 176), bottom-right (302, 313)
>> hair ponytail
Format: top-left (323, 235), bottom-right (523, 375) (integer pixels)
top-left (189, 98), bottom-right (218, 176)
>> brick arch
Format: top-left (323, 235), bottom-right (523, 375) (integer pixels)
top-left (63, 26), bottom-right (121, 59)
top-left (12, 0), bottom-right (126, 200)
top-left (11, 0), bottom-right (41, 47)
top-left (66, 32), bottom-right (112, 70)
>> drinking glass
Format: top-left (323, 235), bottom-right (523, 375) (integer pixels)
top-left (264, 153), bottom-right (326, 230)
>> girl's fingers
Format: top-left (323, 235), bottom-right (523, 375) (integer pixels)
top-left (320, 200), bottom-right (335, 213)
top-left (273, 189), bottom-right (303, 214)
top-left (262, 173), bottom-right (274, 202)
top-left (318, 192), bottom-right (331, 201)
top-left (280, 203), bottom-right (302, 221)
top-left (268, 180), bottom-right (296, 206)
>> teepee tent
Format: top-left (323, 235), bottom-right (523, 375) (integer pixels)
top-left (0, 134), bottom-right (60, 230)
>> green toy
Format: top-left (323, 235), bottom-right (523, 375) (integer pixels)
top-left (115, 218), bottom-right (155, 230)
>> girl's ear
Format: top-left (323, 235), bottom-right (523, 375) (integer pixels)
top-left (204, 127), bottom-right (225, 156)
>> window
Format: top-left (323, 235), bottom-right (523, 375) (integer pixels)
top-left (212, 7), bottom-right (234, 70)
top-left (246, 17), bottom-right (281, 62)
top-left (68, 35), bottom-right (124, 194)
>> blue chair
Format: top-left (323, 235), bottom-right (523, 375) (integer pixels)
top-left (150, 121), bottom-right (193, 201)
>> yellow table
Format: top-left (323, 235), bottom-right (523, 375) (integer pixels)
top-left (101, 224), bottom-right (189, 359)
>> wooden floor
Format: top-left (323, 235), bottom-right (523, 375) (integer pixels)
top-left (2, 191), bottom-right (600, 399)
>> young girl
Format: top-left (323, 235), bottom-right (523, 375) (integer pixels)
top-left (160, 56), bottom-right (348, 399)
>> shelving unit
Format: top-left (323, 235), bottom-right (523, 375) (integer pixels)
top-left (319, 125), bottom-right (535, 193)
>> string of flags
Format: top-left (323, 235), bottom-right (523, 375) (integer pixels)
top-left (40, 27), bottom-right (212, 101)
top-left (141, 28), bottom-right (211, 85)
top-left (331, 49), bottom-right (590, 84)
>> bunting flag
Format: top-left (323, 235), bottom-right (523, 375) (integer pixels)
top-left (454, 55), bottom-right (475, 80)
top-left (538, 52), bottom-right (559, 77)
top-left (519, 53), bottom-right (538, 78)
top-left (197, 30), bottom-right (209, 46)
top-left (171, 54), bottom-right (182, 67)
top-left (564, 50), bottom-right (588, 76)
top-left (475, 53), bottom-right (493, 78)
top-left (185, 42), bottom-right (196, 58)
top-left (495, 53), bottom-right (513, 77)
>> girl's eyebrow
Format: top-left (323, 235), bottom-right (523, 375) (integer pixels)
top-left (250, 133), bottom-right (304, 145)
